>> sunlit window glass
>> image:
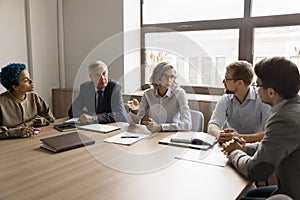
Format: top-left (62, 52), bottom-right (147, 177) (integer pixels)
top-left (253, 25), bottom-right (300, 69)
top-left (145, 29), bottom-right (239, 87)
top-left (143, 0), bottom-right (244, 24)
top-left (251, 0), bottom-right (300, 17)
top-left (253, 25), bottom-right (300, 94)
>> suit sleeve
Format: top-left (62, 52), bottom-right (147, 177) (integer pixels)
top-left (68, 84), bottom-right (87, 118)
top-left (228, 114), bottom-right (299, 181)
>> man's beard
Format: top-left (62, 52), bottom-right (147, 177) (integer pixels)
top-left (225, 88), bottom-right (234, 94)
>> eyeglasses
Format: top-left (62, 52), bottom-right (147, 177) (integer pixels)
top-left (252, 83), bottom-right (265, 88)
top-left (162, 74), bottom-right (177, 80)
top-left (224, 77), bottom-right (235, 81)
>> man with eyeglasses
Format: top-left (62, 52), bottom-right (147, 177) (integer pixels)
top-left (68, 60), bottom-right (128, 123)
top-left (222, 57), bottom-right (300, 199)
top-left (208, 60), bottom-right (271, 143)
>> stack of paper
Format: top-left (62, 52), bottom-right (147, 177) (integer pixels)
top-left (175, 147), bottom-right (228, 167)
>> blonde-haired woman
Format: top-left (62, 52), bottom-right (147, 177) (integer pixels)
top-left (127, 62), bottom-right (192, 132)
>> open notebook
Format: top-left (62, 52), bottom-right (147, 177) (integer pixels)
top-left (159, 132), bottom-right (216, 150)
top-left (78, 124), bottom-right (120, 133)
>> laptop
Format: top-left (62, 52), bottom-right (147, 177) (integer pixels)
top-left (78, 124), bottom-right (120, 133)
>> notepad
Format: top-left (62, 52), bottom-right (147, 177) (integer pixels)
top-left (78, 124), bottom-right (120, 133)
top-left (104, 132), bottom-right (149, 145)
top-left (40, 132), bottom-right (95, 153)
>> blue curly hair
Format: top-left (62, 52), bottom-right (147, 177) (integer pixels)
top-left (0, 63), bottom-right (26, 91)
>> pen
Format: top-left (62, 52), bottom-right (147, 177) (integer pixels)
top-left (121, 136), bottom-right (139, 138)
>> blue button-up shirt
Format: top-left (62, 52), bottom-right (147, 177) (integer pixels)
top-left (208, 87), bottom-right (271, 134)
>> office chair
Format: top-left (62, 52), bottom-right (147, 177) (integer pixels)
top-left (190, 110), bottom-right (204, 132)
top-left (267, 194), bottom-right (292, 200)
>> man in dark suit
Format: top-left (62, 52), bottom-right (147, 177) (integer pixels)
top-left (68, 61), bottom-right (128, 123)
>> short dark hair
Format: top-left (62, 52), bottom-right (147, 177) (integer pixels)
top-left (226, 61), bottom-right (254, 85)
top-left (255, 57), bottom-right (300, 99)
top-left (0, 63), bottom-right (26, 91)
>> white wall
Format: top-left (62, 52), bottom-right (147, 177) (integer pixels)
top-left (0, 0), bottom-right (60, 107)
top-left (0, 0), bottom-right (28, 92)
top-left (62, 0), bottom-right (125, 89)
top-left (0, 0), bottom-right (140, 107)
top-left (29, 0), bottom-right (60, 105)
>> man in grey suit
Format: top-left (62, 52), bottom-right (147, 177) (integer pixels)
top-left (68, 61), bottom-right (128, 123)
top-left (222, 57), bottom-right (300, 199)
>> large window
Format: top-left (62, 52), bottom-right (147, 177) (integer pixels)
top-left (145, 29), bottom-right (239, 87)
top-left (141, 0), bottom-right (300, 90)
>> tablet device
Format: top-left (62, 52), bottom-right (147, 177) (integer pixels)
top-left (54, 123), bottom-right (77, 132)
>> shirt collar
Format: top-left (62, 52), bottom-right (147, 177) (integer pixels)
top-left (155, 87), bottom-right (172, 98)
top-left (95, 87), bottom-right (105, 93)
top-left (247, 86), bottom-right (257, 100)
top-left (271, 99), bottom-right (288, 113)
top-left (229, 86), bottom-right (256, 101)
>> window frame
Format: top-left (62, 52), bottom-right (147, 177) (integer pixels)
top-left (140, 0), bottom-right (300, 94)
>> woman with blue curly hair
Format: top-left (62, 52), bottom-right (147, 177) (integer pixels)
top-left (0, 63), bottom-right (55, 139)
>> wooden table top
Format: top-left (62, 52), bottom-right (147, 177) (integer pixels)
top-left (0, 120), bottom-right (250, 200)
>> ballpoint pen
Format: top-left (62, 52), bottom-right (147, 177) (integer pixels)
top-left (120, 136), bottom-right (139, 138)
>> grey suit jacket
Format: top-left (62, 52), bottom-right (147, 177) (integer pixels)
top-left (68, 79), bottom-right (128, 123)
top-left (228, 95), bottom-right (300, 199)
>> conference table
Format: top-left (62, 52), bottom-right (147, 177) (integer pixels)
top-left (0, 119), bottom-right (251, 200)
